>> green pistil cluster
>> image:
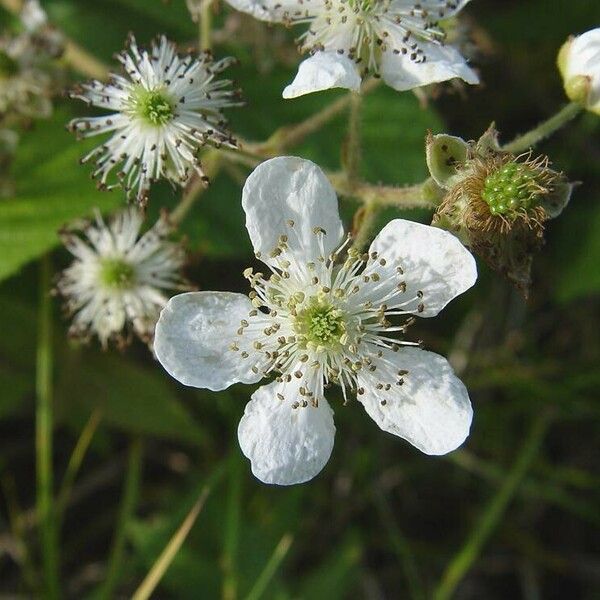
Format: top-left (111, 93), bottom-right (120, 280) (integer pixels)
top-left (132, 87), bottom-right (175, 126)
top-left (482, 162), bottom-right (541, 216)
top-left (296, 301), bottom-right (346, 348)
top-left (99, 258), bottom-right (136, 290)
top-left (0, 50), bottom-right (18, 79)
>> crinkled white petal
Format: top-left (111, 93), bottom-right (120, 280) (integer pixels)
top-left (563, 28), bottom-right (600, 111)
top-left (381, 42), bottom-right (479, 92)
top-left (357, 347), bottom-right (472, 455)
top-left (238, 380), bottom-right (336, 485)
top-left (242, 156), bottom-right (345, 265)
top-left (282, 52), bottom-right (361, 99)
top-left (154, 292), bottom-right (263, 391)
top-left (369, 219), bottom-right (477, 317)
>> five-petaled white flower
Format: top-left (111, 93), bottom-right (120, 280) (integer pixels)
top-left (558, 28), bottom-right (600, 115)
top-left (57, 208), bottom-right (188, 348)
top-left (219, 0), bottom-right (479, 98)
top-left (154, 157), bottom-right (477, 485)
top-left (68, 35), bottom-right (241, 204)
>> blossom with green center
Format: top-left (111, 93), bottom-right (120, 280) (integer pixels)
top-left (68, 35), bottom-right (241, 204)
top-left (218, 0), bottom-right (479, 98)
top-left (154, 157), bottom-right (477, 486)
top-left (57, 208), bottom-right (188, 348)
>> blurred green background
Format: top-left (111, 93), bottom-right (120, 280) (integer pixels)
top-left (0, 0), bottom-right (599, 598)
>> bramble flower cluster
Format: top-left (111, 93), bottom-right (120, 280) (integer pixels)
top-left (0, 0), bottom-right (587, 486)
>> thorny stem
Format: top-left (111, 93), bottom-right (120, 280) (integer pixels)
top-left (502, 101), bottom-right (583, 154)
top-left (170, 150), bottom-right (222, 226)
top-left (433, 411), bottom-right (554, 600)
top-left (36, 255), bottom-right (60, 600)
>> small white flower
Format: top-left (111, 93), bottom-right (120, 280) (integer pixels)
top-left (57, 208), bottom-right (188, 348)
top-left (0, 0), bottom-right (57, 121)
top-left (558, 28), bottom-right (600, 115)
top-left (155, 157), bottom-right (477, 485)
top-left (68, 36), bottom-right (241, 204)
top-left (220, 0), bottom-right (479, 98)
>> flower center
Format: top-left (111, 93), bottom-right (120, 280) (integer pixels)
top-left (132, 87), bottom-right (175, 126)
top-left (0, 50), bottom-right (19, 80)
top-left (295, 300), bottom-right (346, 348)
top-left (99, 258), bottom-right (136, 289)
top-left (482, 162), bottom-right (541, 216)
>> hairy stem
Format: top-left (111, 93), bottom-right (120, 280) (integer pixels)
top-left (351, 200), bottom-right (380, 252)
top-left (502, 102), bottom-right (583, 154)
top-left (36, 255), bottom-right (60, 600)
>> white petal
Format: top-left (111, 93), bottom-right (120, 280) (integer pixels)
top-left (357, 347), bottom-right (472, 455)
top-left (380, 42), bottom-right (479, 92)
top-left (282, 52), bottom-right (361, 99)
top-left (238, 380), bottom-right (336, 485)
top-left (242, 156), bottom-right (345, 265)
top-left (369, 219), bottom-right (477, 317)
top-left (154, 292), bottom-right (263, 391)
top-left (221, 0), bottom-right (302, 22)
top-left (563, 28), bottom-right (600, 111)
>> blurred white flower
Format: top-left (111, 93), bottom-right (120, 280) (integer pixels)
top-left (68, 36), bottom-right (241, 204)
top-left (0, 0), bottom-right (58, 122)
top-left (558, 28), bottom-right (600, 115)
top-left (154, 157), bottom-right (477, 485)
top-left (58, 208), bottom-right (188, 348)
top-left (219, 0), bottom-right (479, 98)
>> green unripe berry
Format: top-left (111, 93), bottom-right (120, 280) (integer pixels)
top-left (482, 162), bottom-right (541, 216)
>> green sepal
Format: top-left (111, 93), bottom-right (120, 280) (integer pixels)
top-left (425, 133), bottom-right (469, 189)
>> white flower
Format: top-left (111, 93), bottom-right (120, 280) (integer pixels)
top-left (154, 157), bottom-right (477, 485)
top-left (219, 0), bottom-right (479, 98)
top-left (57, 208), bottom-right (188, 348)
top-left (0, 0), bottom-right (57, 121)
top-left (68, 36), bottom-right (241, 204)
top-left (558, 28), bottom-right (600, 115)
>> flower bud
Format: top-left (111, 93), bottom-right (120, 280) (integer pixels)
top-left (557, 28), bottom-right (600, 115)
top-left (426, 127), bottom-right (573, 295)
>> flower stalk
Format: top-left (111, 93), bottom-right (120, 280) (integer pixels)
top-left (502, 101), bottom-right (582, 154)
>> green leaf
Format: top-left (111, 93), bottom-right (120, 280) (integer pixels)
top-left (57, 347), bottom-right (207, 445)
top-left (0, 108), bottom-right (121, 283)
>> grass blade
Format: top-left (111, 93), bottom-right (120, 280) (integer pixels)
top-left (132, 487), bottom-right (210, 600)
top-left (433, 411), bottom-right (553, 600)
top-left (244, 534), bottom-right (294, 600)
top-left (97, 437), bottom-right (143, 600)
